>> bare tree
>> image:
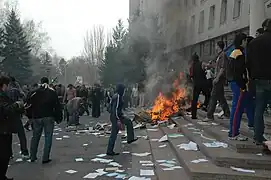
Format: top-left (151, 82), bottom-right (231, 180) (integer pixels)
top-left (82, 25), bottom-right (105, 82)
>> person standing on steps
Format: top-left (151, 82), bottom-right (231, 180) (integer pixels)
top-left (247, 19), bottom-right (271, 145)
top-left (106, 84), bottom-right (138, 156)
top-left (204, 41), bottom-right (230, 122)
top-left (27, 77), bottom-right (62, 164)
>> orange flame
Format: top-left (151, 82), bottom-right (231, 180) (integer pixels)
top-left (149, 73), bottom-right (186, 121)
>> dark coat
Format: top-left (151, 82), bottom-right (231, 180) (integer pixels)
top-left (0, 91), bottom-right (23, 134)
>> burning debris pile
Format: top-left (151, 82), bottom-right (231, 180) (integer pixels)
top-left (147, 72), bottom-right (187, 122)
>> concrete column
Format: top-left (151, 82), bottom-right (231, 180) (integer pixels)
top-left (250, 0), bottom-right (266, 37)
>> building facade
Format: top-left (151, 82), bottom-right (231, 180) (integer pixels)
top-left (129, 0), bottom-right (271, 61)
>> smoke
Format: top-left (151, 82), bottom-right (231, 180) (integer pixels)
top-left (129, 3), bottom-right (189, 103)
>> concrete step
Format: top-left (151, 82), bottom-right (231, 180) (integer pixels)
top-left (159, 124), bottom-right (271, 180)
top-left (146, 125), bottom-right (190, 180)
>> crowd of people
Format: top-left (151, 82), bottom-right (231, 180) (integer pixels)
top-left (189, 19), bottom-right (271, 145)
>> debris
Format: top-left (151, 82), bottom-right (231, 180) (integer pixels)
top-left (160, 163), bottom-right (175, 168)
top-left (65, 170), bottom-right (77, 174)
top-left (128, 176), bottom-right (151, 180)
top-left (191, 159), bottom-right (208, 163)
top-left (140, 161), bottom-right (153, 164)
top-left (63, 135), bottom-right (70, 139)
top-left (147, 129), bottom-right (158, 132)
top-left (105, 167), bottom-right (119, 171)
top-left (109, 162), bottom-right (122, 167)
top-left (168, 134), bottom-right (184, 138)
top-left (230, 166), bottom-right (255, 173)
top-left (83, 172), bottom-right (100, 179)
top-left (150, 139), bottom-right (159, 142)
top-left (203, 142), bottom-right (228, 148)
top-left (91, 158), bottom-right (113, 163)
top-left (96, 154), bottom-right (107, 157)
top-left (140, 169), bottom-right (155, 176)
top-left (177, 141), bottom-right (198, 151)
top-left (132, 152), bottom-right (151, 157)
top-left (116, 169), bottom-right (125, 173)
top-left (167, 124), bottom-right (176, 129)
top-left (15, 158), bottom-right (23, 162)
top-left (95, 169), bottom-right (107, 175)
top-left (200, 134), bottom-right (216, 141)
top-left (159, 144), bottom-right (167, 148)
top-left (106, 173), bottom-right (119, 177)
top-left (56, 138), bottom-right (62, 140)
top-left (116, 174), bottom-right (127, 179)
top-left (134, 123), bottom-right (146, 129)
top-left (221, 129), bottom-right (229, 132)
top-left (256, 153), bottom-right (263, 156)
top-left (142, 163), bottom-right (154, 167)
top-left (75, 158), bottom-right (84, 162)
top-left (158, 135), bottom-right (168, 142)
top-left (83, 144), bottom-right (88, 147)
top-left (162, 166), bottom-right (182, 170)
top-left (122, 151), bottom-right (130, 154)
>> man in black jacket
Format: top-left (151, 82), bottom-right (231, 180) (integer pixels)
top-left (0, 75), bottom-right (24, 180)
top-left (247, 19), bottom-right (271, 145)
top-left (27, 77), bottom-right (62, 164)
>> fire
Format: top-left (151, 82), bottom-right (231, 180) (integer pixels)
top-left (148, 73), bottom-right (186, 121)
top-left (197, 102), bottom-right (201, 109)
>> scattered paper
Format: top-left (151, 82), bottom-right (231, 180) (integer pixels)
top-left (158, 135), bottom-right (168, 142)
top-left (122, 141), bottom-right (127, 144)
top-left (122, 151), bottom-right (130, 154)
top-left (191, 159), bottom-right (208, 163)
top-left (160, 163), bottom-right (175, 168)
top-left (95, 169), bottom-right (107, 175)
top-left (16, 158), bottom-right (23, 162)
top-left (156, 160), bottom-right (167, 163)
top-left (116, 169), bottom-right (125, 173)
top-left (75, 158), bottom-right (84, 162)
top-left (159, 144), bottom-right (167, 148)
top-left (197, 121), bottom-right (211, 126)
top-left (106, 173), bottom-right (119, 177)
top-left (96, 154), bottom-right (107, 157)
top-left (140, 169), bottom-right (155, 176)
top-left (116, 174), bottom-right (127, 179)
top-left (230, 166), bottom-right (255, 173)
top-left (91, 158), bottom-right (113, 163)
top-left (188, 127), bottom-right (200, 131)
top-left (183, 123), bottom-right (193, 127)
top-left (203, 142), bottom-right (228, 148)
top-left (132, 152), bottom-right (151, 157)
top-left (65, 170), bottom-right (77, 174)
top-left (162, 166), bottom-right (182, 170)
top-left (53, 133), bottom-right (59, 136)
top-left (105, 167), bottom-right (119, 171)
top-left (167, 124), bottom-right (176, 129)
top-left (147, 129), bottom-right (158, 132)
top-left (83, 173), bottom-right (100, 179)
top-left (56, 138), bottom-right (62, 140)
top-left (177, 141), bottom-right (198, 151)
top-left (140, 161), bottom-right (153, 164)
top-left (128, 176), bottom-right (151, 180)
top-left (168, 134), bottom-right (184, 138)
top-left (63, 135), bottom-right (70, 138)
top-left (201, 134), bottom-right (216, 141)
top-left (256, 153), bottom-right (263, 156)
top-left (211, 123), bottom-right (219, 126)
top-left (221, 129), bottom-right (229, 132)
top-left (109, 162), bottom-right (122, 167)
top-left (83, 144), bottom-right (88, 147)
top-left (142, 163), bottom-right (154, 167)
top-left (150, 139), bottom-right (159, 142)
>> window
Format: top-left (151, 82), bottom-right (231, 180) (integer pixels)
top-left (199, 10), bottom-right (205, 33)
top-left (209, 5), bottom-right (216, 29)
top-left (220, 0), bottom-right (227, 24)
top-left (209, 40), bottom-right (215, 55)
top-left (233, 0), bottom-right (241, 19)
top-left (191, 15), bottom-right (196, 37)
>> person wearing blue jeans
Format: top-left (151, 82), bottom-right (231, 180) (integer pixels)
top-left (107, 84), bottom-right (138, 156)
top-left (227, 33), bottom-right (250, 141)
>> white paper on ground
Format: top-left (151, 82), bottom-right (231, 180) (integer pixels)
top-left (95, 169), bottom-right (108, 175)
top-left (230, 166), bottom-right (255, 173)
top-left (156, 160), bottom-right (167, 163)
top-left (256, 153), bottom-right (263, 156)
top-left (168, 134), bottom-right (184, 138)
top-left (221, 129), bottom-right (229, 132)
top-left (159, 144), bottom-right (167, 148)
top-left (63, 135), bottom-right (70, 138)
top-left (56, 138), bottom-right (62, 140)
top-left (116, 174), bottom-right (127, 179)
top-left (122, 141), bottom-right (127, 144)
top-left (140, 169), bottom-right (155, 176)
top-left (96, 154), bottom-right (107, 157)
top-left (150, 139), bottom-right (159, 142)
top-left (65, 170), bottom-right (77, 174)
top-left (122, 151), bottom-right (130, 154)
top-left (200, 134), bottom-right (216, 141)
top-left (132, 152), bottom-right (151, 157)
top-left (109, 162), bottom-right (122, 167)
top-left (203, 142), bottom-right (228, 148)
top-left (53, 133), bottom-right (59, 136)
top-left (106, 172), bottom-right (119, 177)
top-left (128, 176), bottom-right (151, 180)
top-left (105, 167), bottom-right (119, 171)
top-left (116, 169), bottom-right (125, 173)
top-left (75, 158), bottom-right (84, 162)
top-left (142, 163), bottom-right (154, 167)
top-left (147, 129), bottom-right (158, 131)
top-left (140, 160), bottom-right (153, 164)
top-left (177, 141), bottom-right (198, 151)
top-left (158, 135), bottom-right (168, 142)
top-left (91, 158), bottom-right (113, 163)
top-left (83, 172), bottom-right (100, 179)
top-left (167, 124), bottom-right (176, 129)
top-left (159, 163), bottom-right (175, 168)
top-left (166, 160), bottom-right (176, 164)
top-left (83, 144), bottom-right (88, 146)
top-left (163, 166), bottom-right (182, 170)
top-left (15, 158), bottom-right (23, 162)
top-left (191, 159), bottom-right (208, 163)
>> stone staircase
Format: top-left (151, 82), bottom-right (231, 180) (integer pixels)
top-left (145, 111), bottom-right (271, 180)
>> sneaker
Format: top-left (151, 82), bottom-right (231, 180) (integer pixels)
top-left (253, 137), bottom-right (267, 145)
top-left (229, 135), bottom-right (248, 141)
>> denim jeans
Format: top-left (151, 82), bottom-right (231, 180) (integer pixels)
top-left (16, 117), bottom-right (29, 155)
top-left (107, 116), bottom-right (134, 154)
top-left (30, 117), bottom-right (54, 161)
top-left (68, 111), bottom-right (79, 126)
top-left (254, 80), bottom-right (271, 142)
